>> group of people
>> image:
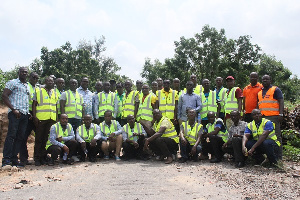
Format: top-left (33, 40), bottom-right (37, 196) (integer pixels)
top-left (1, 67), bottom-right (284, 168)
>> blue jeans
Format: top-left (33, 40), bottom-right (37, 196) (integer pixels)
top-left (2, 112), bottom-right (28, 164)
top-left (246, 139), bottom-right (278, 164)
top-left (180, 138), bottom-right (202, 159)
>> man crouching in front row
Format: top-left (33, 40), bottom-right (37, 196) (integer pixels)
top-left (46, 114), bottom-right (78, 165)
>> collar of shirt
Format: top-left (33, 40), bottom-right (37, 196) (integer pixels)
top-left (85, 123), bottom-right (95, 130)
top-left (246, 82), bottom-right (262, 89)
top-left (161, 88), bottom-right (173, 94)
top-left (78, 86), bottom-right (91, 93)
top-left (262, 85), bottom-right (272, 90)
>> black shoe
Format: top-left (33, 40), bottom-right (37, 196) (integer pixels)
top-left (89, 157), bottom-right (96, 162)
top-left (35, 160), bottom-right (41, 166)
top-left (2, 159), bottom-right (12, 167)
top-left (210, 158), bottom-right (222, 163)
top-left (178, 158), bottom-right (188, 163)
top-left (48, 158), bottom-right (55, 166)
top-left (12, 161), bottom-right (25, 167)
top-left (235, 162), bottom-right (245, 168)
top-left (63, 158), bottom-right (74, 165)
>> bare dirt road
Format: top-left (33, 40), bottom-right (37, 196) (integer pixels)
top-left (0, 158), bottom-right (299, 200)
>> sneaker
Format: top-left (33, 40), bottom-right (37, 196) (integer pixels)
top-left (48, 158), bottom-right (55, 166)
top-left (210, 158), bottom-right (222, 163)
top-left (165, 156), bottom-right (173, 164)
top-left (12, 161), bottom-right (25, 168)
top-left (115, 156), bottom-right (121, 161)
top-left (178, 157), bottom-right (188, 163)
top-left (71, 156), bottom-right (80, 162)
top-left (35, 160), bottom-right (41, 166)
top-left (63, 158), bottom-right (74, 165)
top-left (104, 155), bottom-right (109, 160)
top-left (2, 159), bottom-right (12, 167)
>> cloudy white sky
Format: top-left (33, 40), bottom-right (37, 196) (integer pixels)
top-left (0, 0), bottom-right (299, 81)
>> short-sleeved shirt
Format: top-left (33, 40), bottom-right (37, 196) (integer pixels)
top-left (244, 120), bottom-right (274, 135)
top-left (5, 78), bottom-right (30, 115)
top-left (228, 120), bottom-right (247, 138)
top-left (261, 85), bottom-right (283, 100)
top-left (77, 86), bottom-right (94, 119)
top-left (243, 83), bottom-right (263, 114)
top-left (204, 118), bottom-right (226, 133)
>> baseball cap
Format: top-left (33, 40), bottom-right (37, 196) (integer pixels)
top-left (226, 76), bottom-right (235, 80)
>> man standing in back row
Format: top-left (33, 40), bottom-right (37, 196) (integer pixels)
top-left (257, 75), bottom-right (284, 159)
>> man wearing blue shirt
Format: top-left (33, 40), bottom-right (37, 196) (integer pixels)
top-left (242, 109), bottom-right (280, 166)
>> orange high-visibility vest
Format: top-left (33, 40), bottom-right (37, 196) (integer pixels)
top-left (258, 86), bottom-right (279, 116)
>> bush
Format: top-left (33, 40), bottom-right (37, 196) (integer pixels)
top-left (283, 143), bottom-right (300, 162)
top-left (282, 129), bottom-right (300, 161)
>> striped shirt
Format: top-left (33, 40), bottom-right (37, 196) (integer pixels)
top-left (5, 78), bottom-right (30, 115)
top-left (77, 86), bottom-right (94, 119)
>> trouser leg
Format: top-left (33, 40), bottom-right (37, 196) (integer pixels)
top-left (222, 138), bottom-right (234, 156)
top-left (108, 134), bottom-right (123, 157)
top-left (232, 137), bottom-right (245, 163)
top-left (179, 139), bottom-right (190, 159)
top-left (86, 142), bottom-right (98, 158)
top-left (264, 116), bottom-right (282, 159)
top-left (122, 142), bottom-right (136, 158)
top-left (20, 114), bottom-right (35, 162)
top-left (246, 139), bottom-right (265, 164)
top-left (47, 145), bottom-right (62, 160)
top-left (150, 137), bottom-right (178, 158)
top-left (209, 135), bottom-right (224, 160)
top-left (261, 139), bottom-right (278, 164)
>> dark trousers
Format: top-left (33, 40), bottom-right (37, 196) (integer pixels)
top-left (20, 114), bottom-right (35, 162)
top-left (34, 119), bottom-right (55, 161)
top-left (120, 119), bottom-right (127, 127)
top-left (223, 137), bottom-right (245, 163)
top-left (246, 139), bottom-right (278, 164)
top-left (202, 135), bottom-right (225, 160)
top-left (77, 141), bottom-right (101, 159)
top-left (122, 137), bottom-right (145, 159)
top-left (47, 140), bottom-right (78, 159)
top-left (244, 113), bottom-right (253, 123)
top-left (68, 118), bottom-right (82, 138)
top-left (2, 112), bottom-right (28, 163)
top-left (149, 137), bottom-right (178, 158)
top-left (179, 139), bottom-right (202, 159)
top-left (264, 115), bottom-right (282, 159)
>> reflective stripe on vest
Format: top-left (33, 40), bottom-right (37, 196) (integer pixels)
top-left (98, 92), bottom-right (115, 117)
top-left (78, 124), bottom-right (97, 142)
top-left (56, 88), bottom-right (62, 115)
top-left (28, 82), bottom-right (35, 111)
top-left (182, 121), bottom-right (202, 145)
top-left (45, 123), bottom-right (72, 149)
top-left (200, 90), bottom-right (218, 119)
top-left (36, 88), bottom-right (57, 121)
top-left (123, 122), bottom-right (143, 142)
top-left (136, 93), bottom-right (154, 121)
top-left (154, 116), bottom-right (179, 143)
top-left (99, 120), bottom-right (118, 137)
top-left (224, 87), bottom-right (238, 114)
top-left (122, 91), bottom-right (137, 118)
top-left (206, 119), bottom-right (228, 142)
top-left (65, 90), bottom-right (83, 118)
top-left (116, 93), bottom-right (124, 118)
top-left (258, 86), bottom-right (280, 116)
top-left (218, 87), bottom-right (227, 113)
top-left (248, 118), bottom-right (280, 146)
top-left (157, 90), bottom-right (176, 119)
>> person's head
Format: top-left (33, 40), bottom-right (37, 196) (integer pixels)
top-left (207, 111), bottom-right (216, 124)
top-left (251, 109), bottom-right (262, 123)
top-left (124, 80), bottom-right (132, 92)
top-left (226, 76), bottom-right (235, 89)
top-left (81, 77), bottom-right (89, 90)
top-left (202, 79), bottom-right (210, 91)
top-left (173, 78), bottom-right (180, 90)
top-left (55, 78), bottom-right (65, 91)
top-left (60, 114), bottom-right (68, 126)
top-left (29, 72), bottom-right (39, 86)
top-left (163, 80), bottom-right (171, 91)
top-left (136, 80), bottom-right (143, 91)
top-left (83, 115), bottom-right (93, 127)
top-left (156, 78), bottom-right (163, 88)
top-left (151, 81), bottom-right (158, 92)
top-left (187, 109), bottom-right (196, 121)
top-left (69, 79), bottom-right (78, 91)
top-left (153, 109), bottom-right (162, 121)
top-left (215, 77), bottom-right (223, 88)
top-left (104, 110), bottom-right (113, 124)
top-left (250, 72), bottom-right (259, 86)
top-left (142, 84), bottom-right (150, 96)
top-left (126, 114), bottom-right (135, 127)
top-left (95, 81), bottom-right (103, 93)
top-left (18, 67), bottom-right (28, 81)
top-left (190, 74), bottom-right (197, 86)
top-left (262, 75), bottom-right (271, 88)
top-left (109, 80), bottom-right (116, 92)
top-left (103, 81), bottom-right (110, 93)
top-left (230, 110), bottom-right (240, 124)
top-left (186, 81), bottom-right (194, 94)
top-left (45, 76), bottom-right (54, 90)
top-left (116, 82), bottom-right (123, 95)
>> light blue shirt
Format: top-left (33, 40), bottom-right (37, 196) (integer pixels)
top-left (5, 78), bottom-right (30, 115)
top-left (178, 92), bottom-right (202, 122)
top-left (77, 86), bottom-right (94, 119)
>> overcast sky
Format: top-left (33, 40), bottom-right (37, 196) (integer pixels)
top-left (1, 0), bottom-right (299, 81)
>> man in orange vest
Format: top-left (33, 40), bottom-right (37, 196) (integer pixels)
top-left (243, 72), bottom-right (263, 122)
top-left (257, 75), bottom-right (284, 159)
